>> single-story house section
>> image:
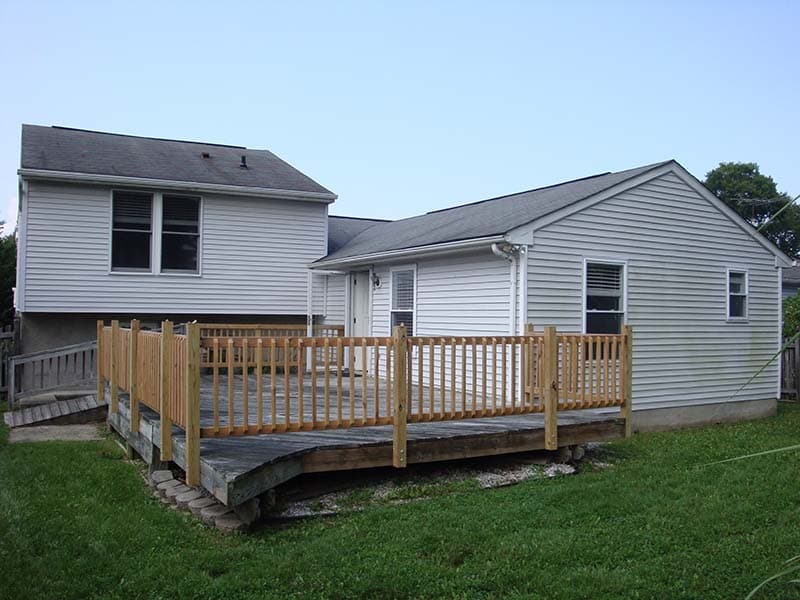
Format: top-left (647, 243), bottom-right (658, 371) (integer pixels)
top-left (311, 160), bottom-right (791, 430)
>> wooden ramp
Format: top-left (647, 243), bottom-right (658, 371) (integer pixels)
top-left (4, 394), bottom-right (107, 428)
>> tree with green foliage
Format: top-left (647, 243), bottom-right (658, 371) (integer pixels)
top-left (705, 162), bottom-right (799, 257)
top-left (0, 233), bottom-right (16, 327)
top-left (783, 293), bottom-right (800, 339)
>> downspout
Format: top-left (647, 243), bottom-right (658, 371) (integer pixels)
top-left (491, 242), bottom-right (519, 335)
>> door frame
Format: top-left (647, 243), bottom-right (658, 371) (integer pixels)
top-left (345, 268), bottom-right (373, 338)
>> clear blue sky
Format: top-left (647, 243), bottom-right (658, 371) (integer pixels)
top-left (1, 1), bottom-right (798, 230)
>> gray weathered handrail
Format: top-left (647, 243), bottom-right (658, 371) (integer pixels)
top-left (9, 340), bottom-right (97, 408)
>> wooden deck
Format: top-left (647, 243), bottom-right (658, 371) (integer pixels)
top-left (108, 369), bottom-right (625, 506)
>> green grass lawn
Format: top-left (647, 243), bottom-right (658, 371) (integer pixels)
top-left (2, 406), bottom-right (800, 600)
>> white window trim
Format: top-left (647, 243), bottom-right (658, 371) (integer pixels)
top-left (582, 257), bottom-right (628, 334)
top-left (389, 264), bottom-right (417, 335)
top-left (726, 268), bottom-right (749, 322)
top-left (108, 189), bottom-right (203, 277)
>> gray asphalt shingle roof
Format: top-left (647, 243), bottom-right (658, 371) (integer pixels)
top-left (328, 216), bottom-right (390, 253)
top-left (783, 266), bottom-right (800, 285)
top-left (320, 160), bottom-right (673, 263)
top-left (20, 124), bottom-right (334, 197)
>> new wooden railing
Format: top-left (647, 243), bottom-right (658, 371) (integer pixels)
top-left (98, 321), bottom-right (632, 485)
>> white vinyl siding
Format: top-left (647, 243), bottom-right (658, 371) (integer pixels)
top-left (319, 274), bottom-right (346, 326)
top-left (21, 180), bottom-right (327, 314)
top-left (527, 171), bottom-right (780, 411)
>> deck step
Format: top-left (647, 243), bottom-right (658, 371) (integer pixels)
top-left (3, 394), bottom-right (107, 429)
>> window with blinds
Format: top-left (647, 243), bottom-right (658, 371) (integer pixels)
top-left (391, 268), bottom-right (415, 333)
top-left (161, 195), bottom-right (200, 272)
top-left (585, 262), bottom-right (624, 334)
top-left (728, 270), bottom-right (747, 319)
top-left (112, 191), bottom-right (153, 270)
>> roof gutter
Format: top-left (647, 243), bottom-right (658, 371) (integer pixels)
top-left (310, 235), bottom-right (506, 270)
top-left (17, 168), bottom-right (338, 203)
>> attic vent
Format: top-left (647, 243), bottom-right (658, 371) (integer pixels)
top-left (201, 152), bottom-right (211, 159)
top-left (240, 155), bottom-right (248, 169)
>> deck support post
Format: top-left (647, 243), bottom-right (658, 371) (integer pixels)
top-left (185, 322), bottom-right (201, 486)
top-left (160, 320), bottom-right (173, 461)
top-left (96, 320), bottom-right (104, 403)
top-left (129, 319), bottom-right (140, 433)
top-left (392, 324), bottom-right (408, 468)
top-left (621, 324), bottom-right (633, 437)
top-left (110, 320), bottom-right (119, 414)
top-left (543, 325), bottom-right (558, 450)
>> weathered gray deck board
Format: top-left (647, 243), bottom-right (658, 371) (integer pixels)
top-left (109, 371), bottom-right (624, 507)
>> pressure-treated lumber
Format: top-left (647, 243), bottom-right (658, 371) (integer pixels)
top-left (185, 322), bottom-right (201, 486)
top-left (96, 320), bottom-right (104, 403)
top-left (129, 319), bottom-right (140, 433)
top-left (160, 320), bottom-right (173, 460)
top-left (110, 320), bottom-right (119, 413)
top-left (392, 325), bottom-right (407, 467)
top-left (543, 326), bottom-right (558, 450)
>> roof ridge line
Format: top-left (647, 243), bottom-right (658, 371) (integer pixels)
top-left (45, 125), bottom-right (248, 150)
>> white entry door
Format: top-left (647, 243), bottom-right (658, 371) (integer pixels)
top-left (350, 271), bottom-right (370, 371)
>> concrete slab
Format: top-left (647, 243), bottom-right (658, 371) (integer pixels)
top-left (8, 424), bottom-right (103, 443)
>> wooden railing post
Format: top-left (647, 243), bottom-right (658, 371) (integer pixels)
top-left (543, 325), bottom-right (558, 450)
top-left (160, 320), bottom-right (173, 461)
top-left (392, 324), bottom-right (408, 468)
top-left (110, 320), bottom-right (119, 414)
top-left (523, 323), bottom-right (534, 404)
top-left (185, 322), bottom-right (201, 486)
top-left (621, 325), bottom-right (633, 437)
top-left (129, 319), bottom-right (140, 433)
top-left (96, 320), bottom-right (104, 403)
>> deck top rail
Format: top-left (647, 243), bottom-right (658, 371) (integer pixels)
top-left (98, 321), bottom-right (632, 484)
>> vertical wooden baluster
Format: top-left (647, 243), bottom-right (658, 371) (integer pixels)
top-left (257, 339), bottom-right (264, 432)
top-left (361, 339), bottom-right (368, 425)
top-left (511, 338), bottom-right (517, 413)
top-left (281, 338), bottom-right (290, 430)
top-left (337, 338), bottom-right (343, 426)
top-left (579, 337), bottom-right (586, 408)
top-left (227, 338), bottom-right (235, 433)
top-left (501, 337), bottom-right (507, 414)
top-left (428, 338), bottom-right (435, 420)
top-left (470, 339), bottom-right (477, 416)
top-left (270, 339), bottom-right (277, 431)
top-left (481, 338), bottom-right (487, 415)
top-left (386, 339), bottom-right (392, 421)
top-left (311, 339), bottom-right (317, 428)
top-left (241, 339), bottom-right (249, 433)
top-left (373, 338), bottom-right (380, 423)
top-left (439, 339), bottom-right (446, 420)
top-left (348, 339), bottom-right (355, 426)
top-left (491, 338), bottom-right (498, 414)
top-left (611, 336), bottom-right (617, 405)
top-left (449, 339), bottom-right (456, 420)
top-left (417, 338), bottom-right (423, 418)
top-left (160, 321), bottom-right (173, 458)
top-left (460, 337), bottom-right (467, 418)
top-left (297, 339), bottom-right (304, 429)
top-left (571, 337), bottom-right (578, 409)
top-left (324, 338), bottom-right (331, 427)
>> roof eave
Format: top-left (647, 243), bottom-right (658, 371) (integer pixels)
top-left (311, 235), bottom-right (506, 270)
top-left (17, 168), bottom-right (338, 203)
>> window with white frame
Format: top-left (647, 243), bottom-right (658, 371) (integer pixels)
top-left (112, 191), bottom-right (153, 271)
top-left (585, 262), bottom-right (625, 334)
top-left (390, 268), bottom-right (415, 333)
top-left (111, 191), bottom-right (201, 274)
top-left (161, 195), bottom-right (200, 272)
top-left (728, 270), bottom-right (748, 319)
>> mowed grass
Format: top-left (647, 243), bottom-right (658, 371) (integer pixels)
top-left (1, 405), bottom-right (800, 600)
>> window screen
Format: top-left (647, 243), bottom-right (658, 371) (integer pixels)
top-left (112, 191), bottom-right (153, 270)
top-left (585, 262), bottom-right (624, 334)
top-left (161, 195), bottom-right (200, 272)
top-left (391, 269), bottom-right (415, 333)
top-left (728, 271), bottom-right (747, 319)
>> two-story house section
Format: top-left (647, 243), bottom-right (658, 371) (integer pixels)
top-left (16, 125), bottom-right (337, 352)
